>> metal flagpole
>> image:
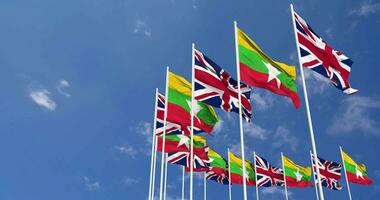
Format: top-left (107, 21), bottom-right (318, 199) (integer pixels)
top-left (159, 67), bottom-right (170, 200)
top-left (233, 20), bottom-right (248, 200)
top-left (148, 89), bottom-right (159, 200)
top-left (340, 146), bottom-right (353, 200)
top-left (228, 148), bottom-right (232, 200)
top-left (190, 43), bottom-right (195, 200)
top-left (182, 166), bottom-right (185, 200)
top-left (164, 153), bottom-right (168, 200)
top-left (204, 172), bottom-right (207, 200)
top-left (253, 152), bottom-right (259, 200)
top-left (151, 131), bottom-right (159, 200)
top-left (310, 150), bottom-right (320, 200)
top-left (290, 4), bottom-right (325, 200)
top-left (281, 152), bottom-right (288, 200)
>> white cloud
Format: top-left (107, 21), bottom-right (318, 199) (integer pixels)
top-left (250, 92), bottom-right (275, 111)
top-left (271, 126), bottom-right (299, 152)
top-left (132, 19), bottom-right (152, 37)
top-left (29, 89), bottom-right (57, 111)
top-left (213, 118), bottom-right (224, 135)
top-left (261, 187), bottom-right (292, 197)
top-left (328, 96), bottom-right (380, 135)
top-left (83, 176), bottom-right (100, 191)
top-left (115, 144), bottom-right (137, 158)
top-left (136, 121), bottom-right (153, 144)
top-left (350, 1), bottom-right (380, 16)
top-left (324, 28), bottom-right (333, 39)
top-left (56, 79), bottom-right (71, 97)
top-left (123, 176), bottom-right (139, 185)
top-left (244, 122), bottom-right (270, 140)
top-left (298, 69), bottom-right (331, 94)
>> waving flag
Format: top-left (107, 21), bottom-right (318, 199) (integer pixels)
top-left (157, 134), bottom-right (206, 153)
top-left (341, 149), bottom-right (373, 185)
top-left (166, 72), bottom-right (218, 134)
top-left (194, 49), bottom-right (252, 122)
top-left (282, 154), bottom-right (312, 187)
top-left (229, 152), bottom-right (256, 185)
top-left (311, 154), bottom-right (343, 190)
top-left (155, 93), bottom-right (183, 136)
top-left (205, 149), bottom-right (229, 185)
top-left (255, 154), bottom-right (284, 187)
top-left (237, 27), bottom-right (300, 108)
top-left (293, 10), bottom-right (358, 94)
top-left (167, 146), bottom-right (211, 171)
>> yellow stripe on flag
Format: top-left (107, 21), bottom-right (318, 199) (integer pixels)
top-left (168, 72), bottom-right (192, 96)
top-left (193, 135), bottom-right (206, 146)
top-left (283, 155), bottom-right (311, 175)
top-left (208, 149), bottom-right (222, 159)
top-left (342, 150), bottom-right (367, 172)
top-left (237, 28), bottom-right (297, 80)
top-left (229, 152), bottom-right (253, 171)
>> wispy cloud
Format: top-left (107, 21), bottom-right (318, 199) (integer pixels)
top-left (115, 144), bottom-right (137, 158)
top-left (350, 1), bottom-right (380, 16)
top-left (250, 91), bottom-right (275, 111)
top-left (135, 121), bottom-right (153, 144)
top-left (299, 69), bottom-right (331, 94)
top-left (261, 187), bottom-right (291, 198)
top-left (132, 19), bottom-right (152, 37)
top-left (56, 79), bottom-right (71, 97)
top-left (213, 118), bottom-right (224, 135)
top-left (328, 96), bottom-right (380, 135)
top-left (271, 126), bottom-right (298, 152)
top-left (244, 122), bottom-right (270, 140)
top-left (123, 176), bottom-right (140, 185)
top-left (29, 89), bottom-right (57, 111)
top-left (83, 176), bottom-right (100, 191)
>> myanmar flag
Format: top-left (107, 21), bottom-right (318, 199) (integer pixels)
top-left (283, 155), bottom-right (312, 187)
top-left (205, 149), bottom-right (229, 185)
top-left (167, 72), bottom-right (218, 134)
top-left (229, 152), bottom-right (255, 185)
top-left (342, 150), bottom-right (373, 185)
top-left (237, 28), bottom-right (300, 108)
top-left (157, 134), bottom-right (206, 153)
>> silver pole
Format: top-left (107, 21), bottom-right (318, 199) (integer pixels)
top-left (228, 148), bottom-right (232, 200)
top-left (289, 4), bottom-right (324, 200)
top-left (233, 20), bottom-right (248, 200)
top-left (340, 146), bottom-right (353, 200)
top-left (281, 152), bottom-right (288, 200)
top-left (149, 89), bottom-right (159, 200)
top-left (190, 43), bottom-right (195, 200)
top-left (310, 150), bottom-right (320, 200)
top-left (159, 67), bottom-right (170, 200)
top-left (253, 152), bottom-right (259, 200)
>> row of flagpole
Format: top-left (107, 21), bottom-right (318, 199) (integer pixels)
top-left (146, 4), bottom-right (338, 200)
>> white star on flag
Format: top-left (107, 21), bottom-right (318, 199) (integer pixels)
top-left (355, 164), bottom-right (364, 179)
top-left (176, 135), bottom-right (190, 149)
top-left (294, 169), bottom-right (303, 182)
top-left (264, 61), bottom-right (281, 88)
top-left (186, 100), bottom-right (203, 115)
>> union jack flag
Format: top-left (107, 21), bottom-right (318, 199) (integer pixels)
top-left (167, 146), bottom-right (211, 171)
top-left (206, 168), bottom-right (229, 185)
top-left (194, 49), bottom-right (252, 122)
top-left (155, 93), bottom-right (183, 136)
top-left (293, 10), bottom-right (358, 94)
top-left (255, 154), bottom-right (284, 187)
top-left (311, 154), bottom-right (343, 190)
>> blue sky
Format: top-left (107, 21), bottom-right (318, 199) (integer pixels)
top-left (1, 0), bottom-right (380, 199)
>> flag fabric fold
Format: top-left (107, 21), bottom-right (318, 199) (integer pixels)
top-left (341, 150), bottom-right (372, 185)
top-left (229, 152), bottom-right (256, 185)
top-left (293, 10), bottom-right (358, 94)
top-left (311, 154), bottom-right (343, 190)
top-left (167, 72), bottom-right (218, 134)
top-left (194, 48), bottom-right (252, 122)
top-left (237, 27), bottom-right (300, 108)
top-left (283, 155), bottom-right (312, 187)
top-left (205, 149), bottom-right (230, 185)
top-left (255, 154), bottom-right (284, 187)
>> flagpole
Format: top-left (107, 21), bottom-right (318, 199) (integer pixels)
top-left (290, 4), bottom-right (324, 200)
top-left (204, 172), bottom-right (207, 200)
top-left (148, 89), bottom-right (159, 200)
top-left (159, 67), bottom-right (170, 200)
top-left (234, 20), bottom-right (248, 200)
top-left (190, 42), bottom-right (195, 200)
top-left (182, 166), bottom-right (185, 200)
top-left (281, 152), bottom-right (289, 200)
top-left (228, 148), bottom-right (232, 200)
top-left (310, 150), bottom-right (320, 200)
top-left (151, 129), bottom-right (159, 200)
top-left (164, 153), bottom-right (168, 200)
top-left (340, 146), bottom-right (353, 200)
top-left (253, 152), bottom-right (259, 200)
